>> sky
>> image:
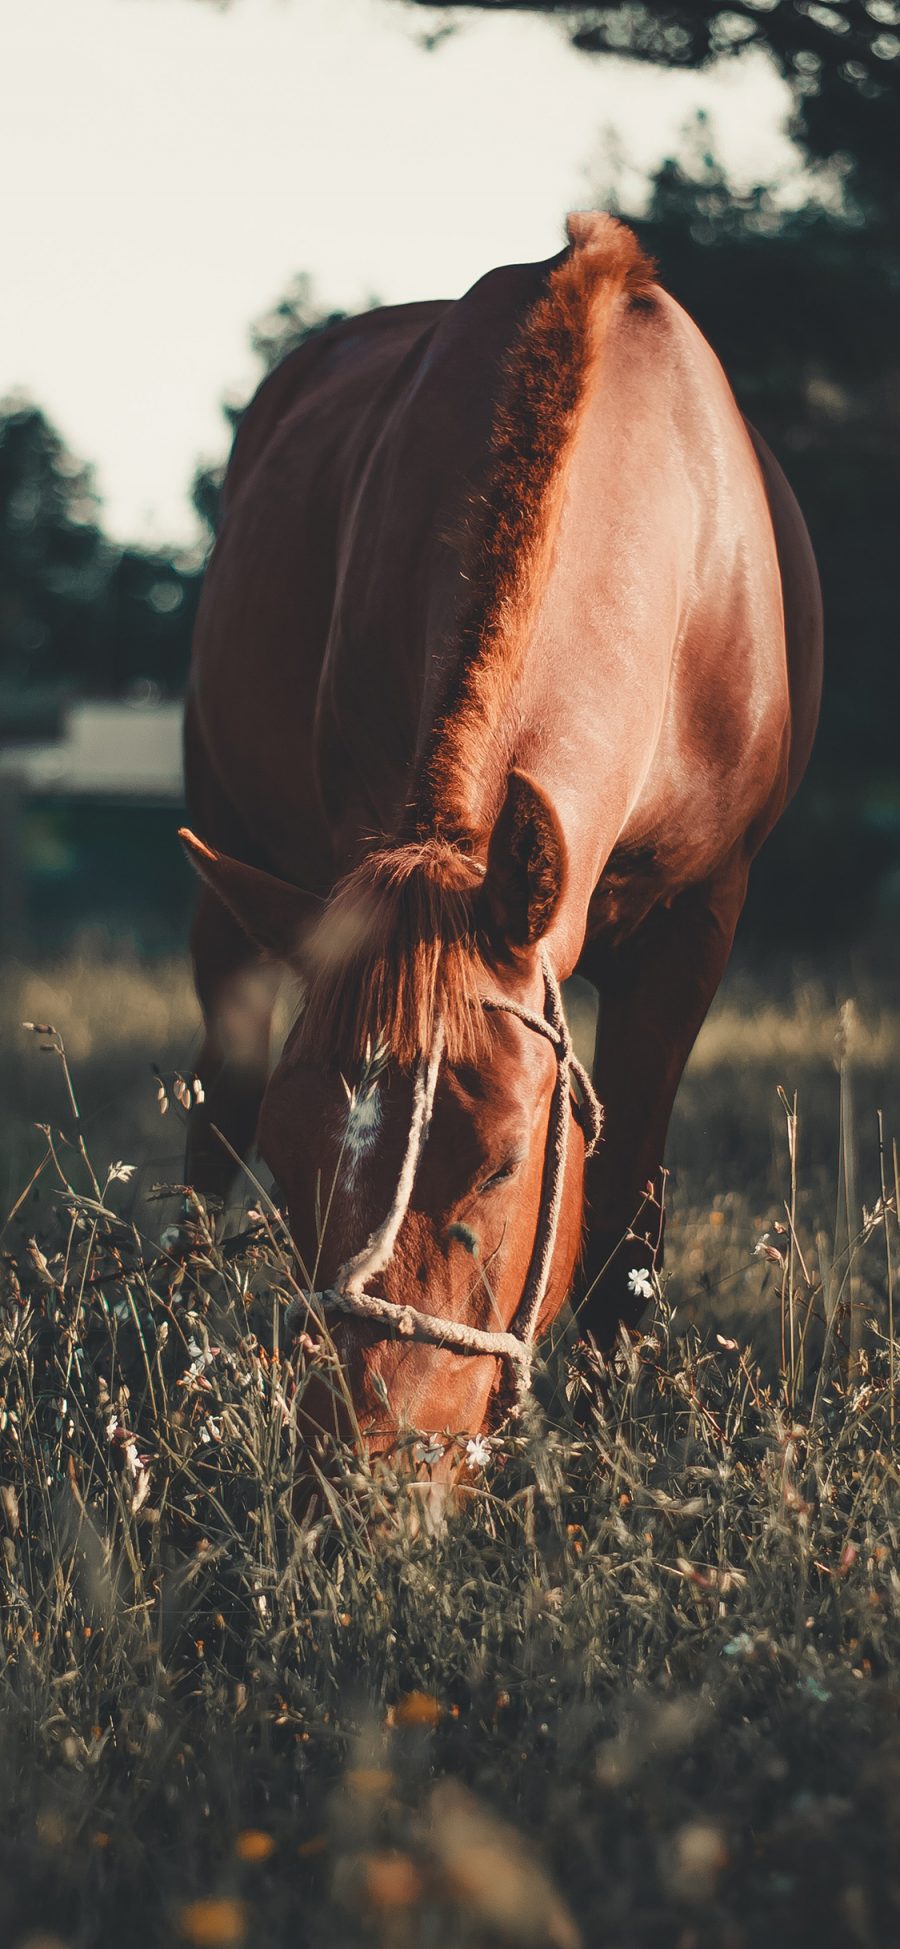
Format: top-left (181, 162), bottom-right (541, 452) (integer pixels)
top-left (2, 0), bottom-right (803, 546)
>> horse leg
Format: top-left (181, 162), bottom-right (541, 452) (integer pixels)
top-left (575, 860), bottom-right (749, 1347)
top-left (185, 886), bottom-right (280, 1209)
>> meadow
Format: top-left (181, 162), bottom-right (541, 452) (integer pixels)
top-left (0, 932), bottom-right (898, 1948)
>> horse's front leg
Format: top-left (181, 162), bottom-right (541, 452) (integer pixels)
top-left (185, 886), bottom-right (280, 1213)
top-left (575, 861), bottom-right (749, 1348)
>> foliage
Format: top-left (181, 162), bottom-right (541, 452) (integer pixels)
top-left (596, 120), bottom-right (900, 936)
top-left (191, 274), bottom-right (348, 541)
top-left (0, 399), bottom-right (201, 704)
top-left (0, 401), bottom-right (106, 696)
top-left (633, 127), bottom-right (900, 774)
top-left (0, 1012), bottom-right (899, 1944)
top-left (0, 281), bottom-right (343, 699)
top-left (247, 272), bottom-right (350, 375)
top-left (403, 0), bottom-right (900, 218)
top-left (4, 134), bottom-right (898, 926)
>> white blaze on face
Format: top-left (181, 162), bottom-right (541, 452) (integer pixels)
top-left (342, 1082), bottom-right (383, 1182)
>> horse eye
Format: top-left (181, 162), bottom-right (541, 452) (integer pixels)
top-left (478, 1159), bottom-right (518, 1195)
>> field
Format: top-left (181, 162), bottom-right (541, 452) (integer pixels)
top-left (0, 935), bottom-right (898, 1948)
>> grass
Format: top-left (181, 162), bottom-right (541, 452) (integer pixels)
top-left (0, 938), bottom-right (898, 1948)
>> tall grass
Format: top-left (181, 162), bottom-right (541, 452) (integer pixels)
top-left (0, 951), bottom-right (898, 1947)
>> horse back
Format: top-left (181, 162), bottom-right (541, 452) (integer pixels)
top-left (186, 299), bottom-right (448, 885)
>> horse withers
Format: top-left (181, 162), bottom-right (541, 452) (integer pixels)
top-left (180, 212), bottom-right (822, 1466)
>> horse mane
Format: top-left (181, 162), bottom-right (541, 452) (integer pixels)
top-left (296, 838), bottom-right (491, 1069)
top-left (416, 210), bottom-right (655, 834)
top-left (298, 214), bottom-right (655, 1069)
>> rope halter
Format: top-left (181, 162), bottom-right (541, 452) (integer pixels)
top-left (285, 946), bottom-right (603, 1404)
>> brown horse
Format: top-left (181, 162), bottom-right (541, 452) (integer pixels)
top-left (181, 212), bottom-right (822, 1459)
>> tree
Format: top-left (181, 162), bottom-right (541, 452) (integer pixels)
top-left (0, 401), bottom-right (107, 698)
top-left (401, 0), bottom-right (900, 218)
top-left (247, 270), bottom-right (349, 375)
top-left (0, 399), bottom-right (201, 702)
top-left (0, 275), bottom-right (350, 700)
top-left (191, 273), bottom-right (349, 540)
top-left (610, 122), bottom-right (900, 935)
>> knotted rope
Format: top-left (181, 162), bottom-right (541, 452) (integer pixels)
top-left (483, 950), bottom-right (603, 1347)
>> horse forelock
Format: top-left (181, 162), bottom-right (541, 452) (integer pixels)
top-left (296, 838), bottom-right (490, 1069)
top-left (417, 212), bottom-right (656, 832)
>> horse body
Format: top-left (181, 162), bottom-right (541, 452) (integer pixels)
top-left (183, 214), bottom-right (822, 1454)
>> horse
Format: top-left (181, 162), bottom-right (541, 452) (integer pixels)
top-left (180, 211), bottom-right (822, 1466)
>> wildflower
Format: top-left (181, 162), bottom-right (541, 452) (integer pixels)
top-left (668, 1822), bottom-right (728, 1903)
top-left (416, 1435), bottom-right (445, 1466)
top-left (27, 1238), bottom-right (52, 1283)
top-left (176, 1898), bottom-right (247, 1947)
top-left (627, 1267), bottom-right (654, 1300)
top-left (296, 1835), bottom-right (327, 1859)
top-left (754, 1225), bottom-right (787, 1264)
top-left (345, 1768), bottom-right (393, 1797)
top-left (393, 1691), bottom-right (442, 1728)
top-left (234, 1829), bottom-right (275, 1864)
top-left (131, 1467), bottom-right (152, 1516)
top-left (179, 1339), bottom-right (220, 1392)
top-left (465, 1435), bottom-right (491, 1469)
top-left (107, 1161), bottom-right (136, 1185)
top-left (186, 1337), bottom-right (219, 1374)
top-left (362, 1850), bottom-right (423, 1910)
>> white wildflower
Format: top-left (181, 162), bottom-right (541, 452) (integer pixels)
top-left (465, 1435), bottom-right (491, 1470)
top-left (107, 1161), bottom-right (136, 1185)
top-left (132, 1468), bottom-right (152, 1516)
top-left (754, 1232), bottom-right (786, 1265)
top-left (180, 1337), bottom-right (220, 1388)
top-left (627, 1267), bottom-right (654, 1300)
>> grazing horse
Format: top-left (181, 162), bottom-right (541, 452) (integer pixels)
top-left (181, 212), bottom-right (822, 1458)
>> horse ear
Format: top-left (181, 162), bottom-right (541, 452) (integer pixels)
top-left (480, 771), bottom-right (567, 951)
top-left (179, 829), bottom-right (319, 960)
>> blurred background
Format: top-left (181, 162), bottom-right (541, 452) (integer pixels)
top-left (1, 0), bottom-right (897, 1337)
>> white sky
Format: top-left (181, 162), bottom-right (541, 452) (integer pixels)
top-left (2, 0), bottom-right (802, 546)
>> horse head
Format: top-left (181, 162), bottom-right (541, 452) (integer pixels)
top-left (181, 771), bottom-right (600, 1474)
